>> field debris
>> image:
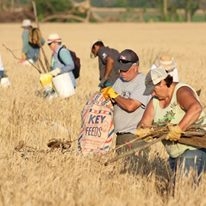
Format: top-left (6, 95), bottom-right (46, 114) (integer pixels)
top-left (47, 138), bottom-right (71, 152)
top-left (14, 140), bottom-right (37, 153)
top-left (14, 138), bottom-right (72, 158)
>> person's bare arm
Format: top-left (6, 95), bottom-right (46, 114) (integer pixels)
top-left (176, 86), bottom-right (202, 131)
top-left (137, 99), bottom-right (154, 128)
top-left (114, 96), bottom-right (142, 112)
top-left (104, 56), bottom-right (114, 80)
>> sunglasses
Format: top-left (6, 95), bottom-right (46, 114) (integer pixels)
top-left (119, 66), bottom-right (133, 73)
top-left (119, 59), bottom-right (133, 64)
top-left (119, 69), bottom-right (129, 73)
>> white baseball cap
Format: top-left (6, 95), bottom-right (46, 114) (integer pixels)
top-left (47, 33), bottom-right (62, 44)
top-left (144, 67), bottom-right (168, 95)
top-left (22, 19), bottom-right (32, 27)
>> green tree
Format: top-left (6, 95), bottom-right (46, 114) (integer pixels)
top-left (114, 0), bottom-right (127, 7)
top-left (185, 0), bottom-right (199, 21)
top-left (171, 0), bottom-right (199, 21)
top-left (35, 0), bottom-right (73, 19)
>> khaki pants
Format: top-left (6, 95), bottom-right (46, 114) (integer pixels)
top-left (116, 132), bottom-right (149, 173)
top-left (116, 133), bottom-right (145, 154)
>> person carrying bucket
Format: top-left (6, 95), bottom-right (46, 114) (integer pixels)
top-left (40, 33), bottom-right (76, 98)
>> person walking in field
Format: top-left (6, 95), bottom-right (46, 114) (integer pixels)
top-left (40, 33), bottom-right (75, 98)
top-left (47, 33), bottom-right (75, 85)
top-left (102, 49), bottom-right (151, 153)
top-left (150, 53), bottom-right (179, 82)
top-left (90, 40), bottom-right (120, 88)
top-left (136, 67), bottom-right (206, 184)
top-left (0, 53), bottom-right (11, 87)
top-left (20, 19), bottom-right (45, 65)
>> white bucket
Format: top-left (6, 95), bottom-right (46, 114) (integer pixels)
top-left (1, 77), bottom-right (11, 87)
top-left (52, 73), bottom-right (75, 98)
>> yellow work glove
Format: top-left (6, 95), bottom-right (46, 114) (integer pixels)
top-left (101, 87), bottom-right (119, 99)
top-left (50, 68), bottom-right (61, 77)
top-left (135, 127), bottom-right (154, 137)
top-left (101, 87), bottom-right (110, 99)
top-left (39, 73), bottom-right (53, 88)
top-left (107, 87), bottom-right (119, 99)
top-left (166, 125), bottom-right (183, 141)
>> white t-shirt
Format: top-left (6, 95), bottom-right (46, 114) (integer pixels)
top-left (0, 55), bottom-right (4, 71)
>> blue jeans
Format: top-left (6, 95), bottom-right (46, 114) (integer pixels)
top-left (169, 149), bottom-right (206, 181)
top-left (0, 70), bottom-right (4, 78)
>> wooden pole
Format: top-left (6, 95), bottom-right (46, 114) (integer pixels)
top-left (32, 0), bottom-right (50, 72)
top-left (32, 0), bottom-right (39, 28)
top-left (2, 44), bottom-right (42, 74)
top-left (104, 125), bottom-right (206, 166)
top-left (104, 135), bottom-right (166, 166)
top-left (163, 0), bottom-right (168, 18)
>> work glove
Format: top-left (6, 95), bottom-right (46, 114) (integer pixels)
top-left (166, 125), bottom-right (183, 141)
top-left (101, 87), bottom-right (119, 99)
top-left (50, 68), bottom-right (61, 77)
top-left (40, 73), bottom-right (53, 88)
top-left (101, 87), bottom-right (110, 99)
top-left (135, 127), bottom-right (154, 137)
top-left (98, 78), bottom-right (107, 88)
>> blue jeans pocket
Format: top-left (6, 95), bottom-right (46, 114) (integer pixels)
top-left (169, 149), bottom-right (206, 176)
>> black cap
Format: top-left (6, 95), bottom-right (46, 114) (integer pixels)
top-left (118, 49), bottom-right (139, 71)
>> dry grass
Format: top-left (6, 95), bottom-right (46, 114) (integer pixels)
top-left (0, 22), bottom-right (206, 205)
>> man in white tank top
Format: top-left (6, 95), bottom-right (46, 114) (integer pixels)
top-left (137, 67), bottom-right (206, 185)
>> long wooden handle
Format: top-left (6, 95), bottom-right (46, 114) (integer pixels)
top-left (179, 136), bottom-right (206, 148)
top-left (32, 0), bottom-right (50, 73)
top-left (2, 44), bottom-right (42, 74)
top-left (39, 45), bottom-right (50, 72)
top-left (104, 127), bottom-right (206, 166)
top-left (104, 135), bottom-right (166, 166)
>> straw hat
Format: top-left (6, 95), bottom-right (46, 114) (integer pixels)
top-left (154, 54), bottom-right (176, 72)
top-left (22, 19), bottom-right (32, 28)
top-left (47, 33), bottom-right (62, 44)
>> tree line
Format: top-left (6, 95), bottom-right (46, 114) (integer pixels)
top-left (1, 0), bottom-right (206, 22)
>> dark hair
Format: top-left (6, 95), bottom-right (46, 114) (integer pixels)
top-left (92, 41), bottom-right (104, 49)
top-left (164, 74), bottom-right (173, 87)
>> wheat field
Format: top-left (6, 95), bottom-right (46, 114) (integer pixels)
top-left (0, 23), bottom-right (206, 206)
